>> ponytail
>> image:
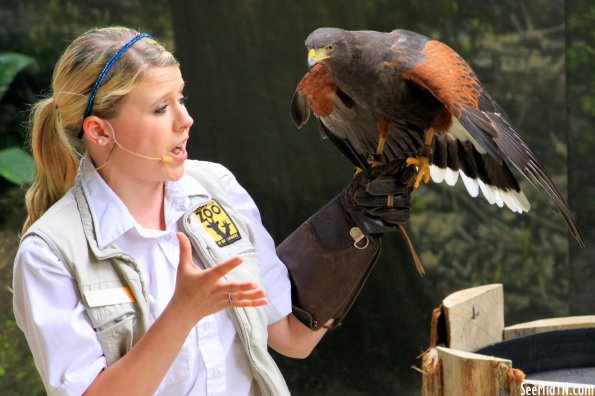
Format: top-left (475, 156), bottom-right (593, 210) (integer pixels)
top-left (22, 98), bottom-right (79, 234)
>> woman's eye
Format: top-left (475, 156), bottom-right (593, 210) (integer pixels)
top-left (154, 105), bottom-right (168, 114)
top-left (179, 95), bottom-right (188, 105)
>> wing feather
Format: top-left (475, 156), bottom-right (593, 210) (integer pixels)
top-left (398, 34), bottom-right (584, 245)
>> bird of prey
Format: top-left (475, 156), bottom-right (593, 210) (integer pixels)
top-left (291, 27), bottom-right (585, 247)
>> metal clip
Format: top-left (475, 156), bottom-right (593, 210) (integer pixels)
top-left (349, 227), bottom-right (369, 250)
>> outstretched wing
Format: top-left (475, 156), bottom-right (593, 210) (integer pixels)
top-left (397, 32), bottom-right (585, 246)
top-left (291, 64), bottom-right (529, 214)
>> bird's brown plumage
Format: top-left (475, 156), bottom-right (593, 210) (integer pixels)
top-left (404, 39), bottom-right (483, 118)
top-left (291, 27), bottom-right (585, 247)
top-left (295, 63), bottom-right (336, 118)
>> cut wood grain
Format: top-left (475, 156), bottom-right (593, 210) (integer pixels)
top-left (442, 284), bottom-right (503, 351)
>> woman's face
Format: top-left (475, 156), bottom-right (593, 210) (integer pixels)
top-left (101, 65), bottom-right (193, 184)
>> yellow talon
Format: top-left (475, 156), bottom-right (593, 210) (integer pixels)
top-left (406, 156), bottom-right (431, 189)
top-left (406, 128), bottom-right (435, 188)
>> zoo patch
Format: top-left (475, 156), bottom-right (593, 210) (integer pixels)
top-left (195, 199), bottom-right (241, 247)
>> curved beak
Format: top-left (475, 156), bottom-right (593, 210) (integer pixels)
top-left (307, 48), bottom-right (329, 68)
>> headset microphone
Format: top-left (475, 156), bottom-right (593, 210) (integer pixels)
top-left (105, 121), bottom-right (174, 163)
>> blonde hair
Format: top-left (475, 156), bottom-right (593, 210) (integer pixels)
top-left (22, 27), bottom-right (177, 233)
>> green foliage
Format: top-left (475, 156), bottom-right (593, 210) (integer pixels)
top-left (0, 51), bottom-right (36, 184)
top-left (567, 0), bottom-right (595, 117)
top-left (0, 188), bottom-right (44, 395)
top-left (0, 148), bottom-right (35, 185)
top-left (0, 52), bottom-right (36, 186)
top-left (0, 53), bottom-right (35, 102)
top-left (566, 0), bottom-right (595, 314)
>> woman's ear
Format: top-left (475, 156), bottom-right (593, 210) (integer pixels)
top-left (82, 116), bottom-right (111, 145)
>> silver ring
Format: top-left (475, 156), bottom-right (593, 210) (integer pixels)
top-left (228, 293), bottom-right (233, 304)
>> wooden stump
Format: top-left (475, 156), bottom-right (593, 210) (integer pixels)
top-left (422, 284), bottom-right (523, 395)
top-left (420, 284), bottom-right (595, 395)
top-left (421, 346), bottom-right (524, 396)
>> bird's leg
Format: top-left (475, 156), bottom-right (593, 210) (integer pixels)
top-left (367, 117), bottom-right (391, 167)
top-left (406, 128), bottom-right (434, 188)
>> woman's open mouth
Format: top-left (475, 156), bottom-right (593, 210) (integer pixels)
top-left (170, 140), bottom-right (188, 161)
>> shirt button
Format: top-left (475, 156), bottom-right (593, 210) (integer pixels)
top-left (210, 369), bottom-right (221, 378)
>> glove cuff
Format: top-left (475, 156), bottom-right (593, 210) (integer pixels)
top-left (277, 194), bottom-right (382, 330)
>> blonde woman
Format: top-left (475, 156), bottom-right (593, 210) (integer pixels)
top-left (13, 27), bottom-right (413, 395)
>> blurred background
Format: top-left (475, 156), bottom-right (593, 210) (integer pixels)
top-left (0, 0), bottom-right (593, 394)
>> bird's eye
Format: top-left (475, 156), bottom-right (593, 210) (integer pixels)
top-left (324, 44), bottom-right (336, 52)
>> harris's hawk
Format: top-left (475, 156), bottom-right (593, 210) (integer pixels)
top-left (291, 27), bottom-right (585, 247)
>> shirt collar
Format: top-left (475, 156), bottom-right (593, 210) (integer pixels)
top-left (80, 156), bottom-right (210, 249)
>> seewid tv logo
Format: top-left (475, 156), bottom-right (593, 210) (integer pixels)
top-left (195, 199), bottom-right (241, 247)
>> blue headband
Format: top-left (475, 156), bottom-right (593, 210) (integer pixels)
top-left (78, 33), bottom-right (151, 138)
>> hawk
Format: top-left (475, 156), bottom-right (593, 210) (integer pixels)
top-left (291, 27), bottom-right (585, 247)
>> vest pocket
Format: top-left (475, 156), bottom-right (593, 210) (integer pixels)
top-left (94, 306), bottom-right (137, 366)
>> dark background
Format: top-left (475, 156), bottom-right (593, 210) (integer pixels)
top-left (0, 1), bottom-right (593, 394)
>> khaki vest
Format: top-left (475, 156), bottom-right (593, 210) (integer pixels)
top-left (24, 160), bottom-right (290, 396)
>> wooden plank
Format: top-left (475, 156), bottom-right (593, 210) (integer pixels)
top-left (504, 315), bottom-right (595, 340)
top-left (442, 284), bottom-right (503, 351)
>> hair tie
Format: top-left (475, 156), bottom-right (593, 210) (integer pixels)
top-left (78, 33), bottom-right (151, 139)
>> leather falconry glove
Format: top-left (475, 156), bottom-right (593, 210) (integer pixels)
top-left (342, 159), bottom-right (416, 234)
top-left (277, 158), bottom-right (420, 331)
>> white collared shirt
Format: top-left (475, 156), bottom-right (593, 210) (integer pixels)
top-left (13, 156), bottom-right (292, 396)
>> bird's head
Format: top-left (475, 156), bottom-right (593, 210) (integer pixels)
top-left (305, 27), bottom-right (351, 70)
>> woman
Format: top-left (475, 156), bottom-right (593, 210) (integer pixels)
top-left (14, 26), bottom-right (413, 395)
top-left (13, 27), bottom-right (335, 395)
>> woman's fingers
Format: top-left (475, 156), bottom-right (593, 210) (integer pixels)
top-left (208, 255), bottom-right (244, 278)
top-left (220, 282), bottom-right (268, 307)
top-left (176, 231), bottom-right (244, 279)
top-left (174, 232), bottom-right (268, 313)
top-left (227, 289), bottom-right (268, 307)
top-left (176, 232), bottom-right (194, 269)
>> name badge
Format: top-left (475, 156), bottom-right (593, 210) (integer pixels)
top-left (84, 287), bottom-right (136, 308)
top-left (195, 199), bottom-right (242, 247)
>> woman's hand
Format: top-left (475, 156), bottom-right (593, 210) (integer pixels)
top-left (85, 232), bottom-right (267, 395)
top-left (169, 232), bottom-right (268, 327)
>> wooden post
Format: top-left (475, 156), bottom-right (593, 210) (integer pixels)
top-left (421, 284), bottom-right (595, 395)
top-left (421, 347), bottom-right (524, 396)
top-left (432, 284), bottom-right (504, 351)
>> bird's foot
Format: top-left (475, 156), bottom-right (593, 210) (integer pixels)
top-left (366, 153), bottom-right (384, 167)
top-left (406, 156), bottom-right (431, 189)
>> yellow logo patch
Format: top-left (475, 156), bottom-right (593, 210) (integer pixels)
top-left (195, 199), bottom-right (241, 247)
